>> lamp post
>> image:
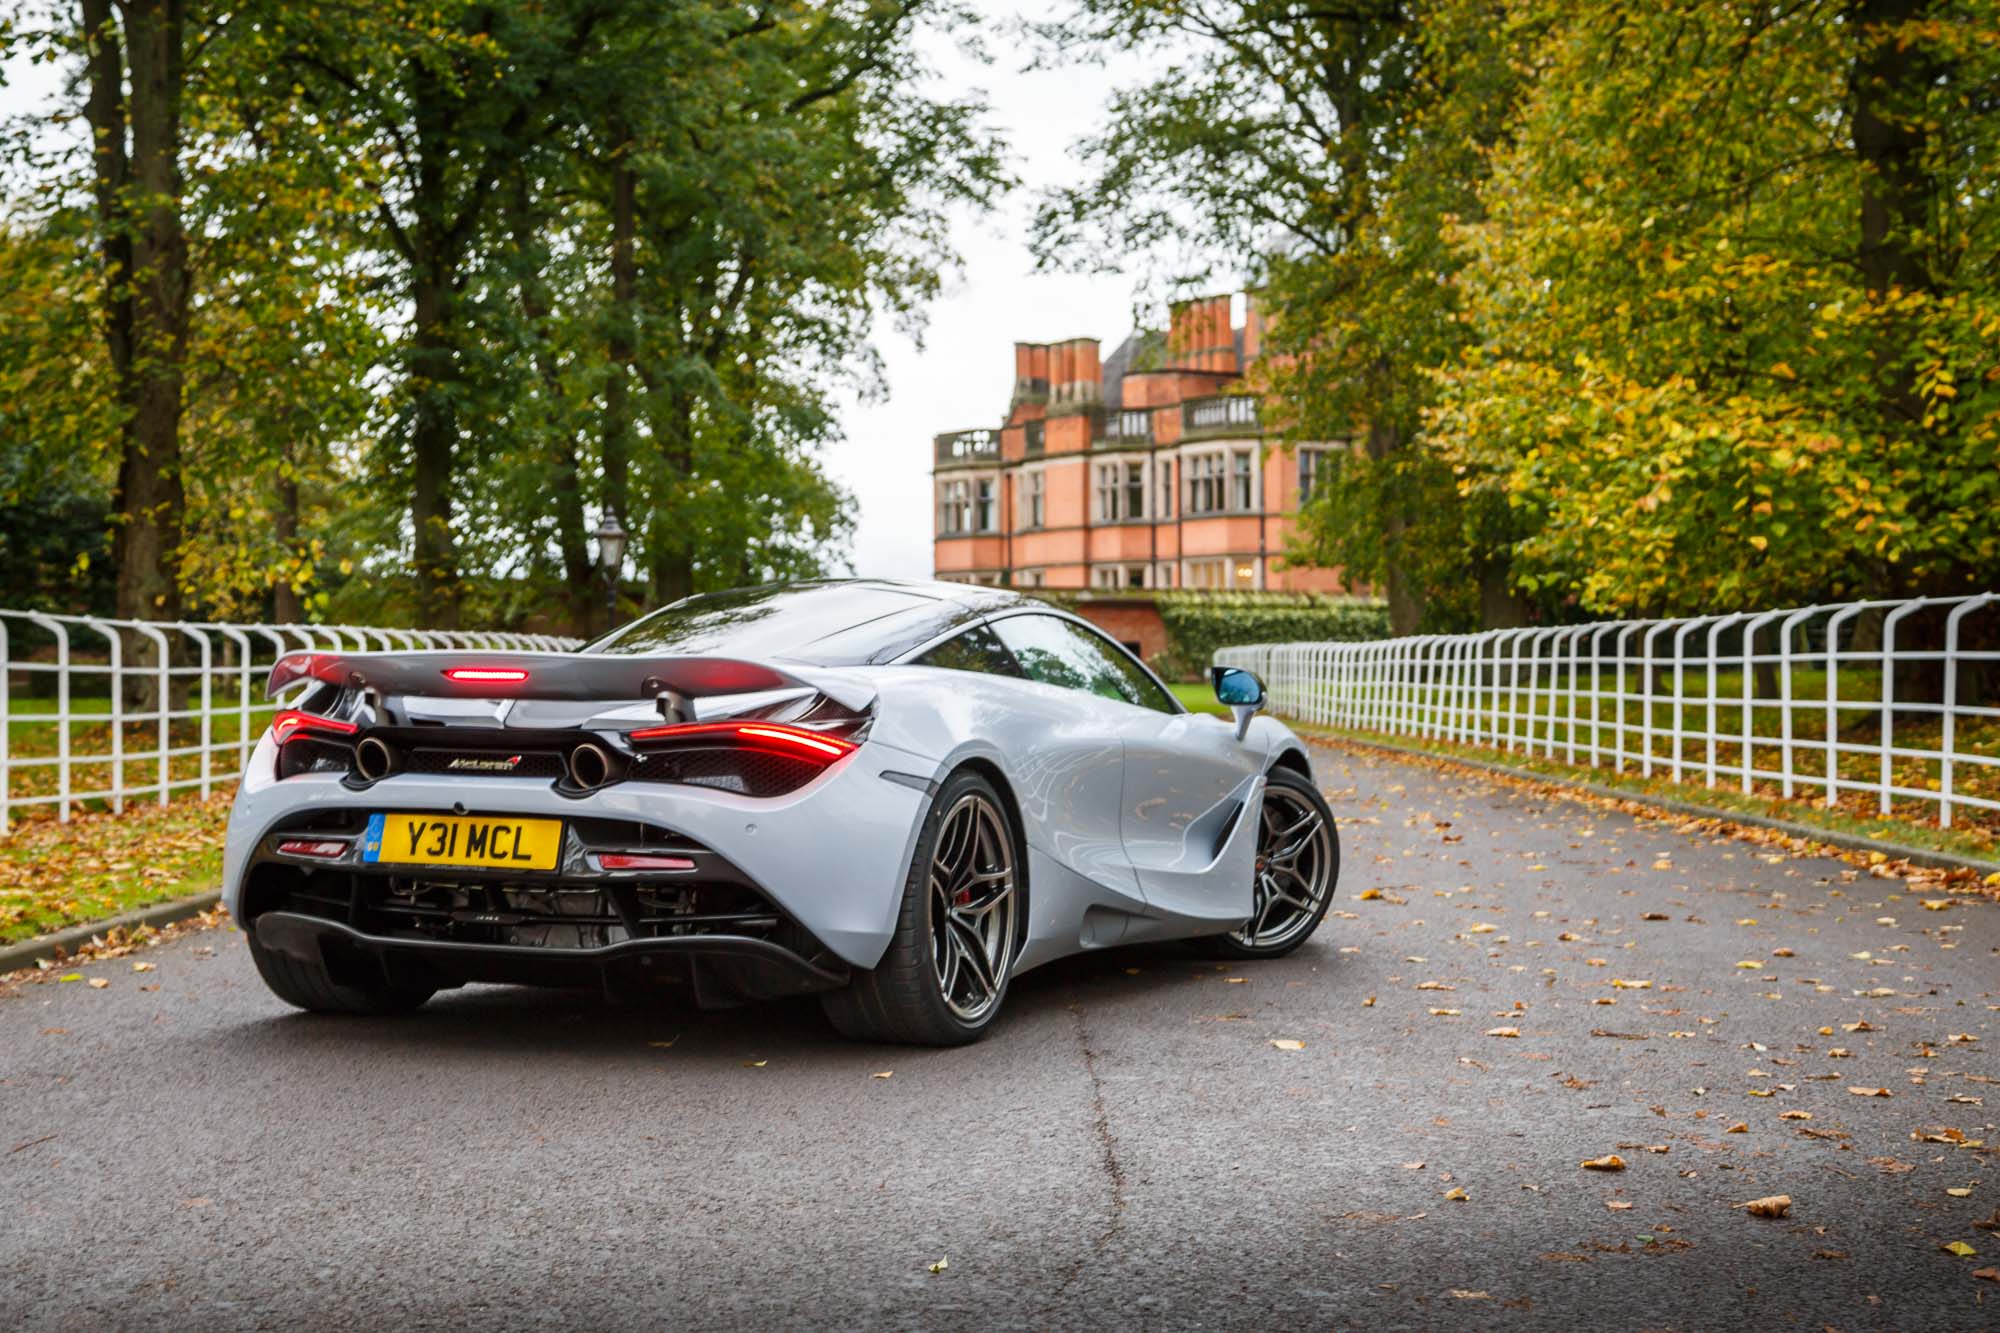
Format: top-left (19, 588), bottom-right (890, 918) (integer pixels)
top-left (594, 513), bottom-right (627, 632)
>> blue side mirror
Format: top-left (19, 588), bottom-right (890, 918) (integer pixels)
top-left (1211, 667), bottom-right (1265, 708)
top-left (1209, 667), bottom-right (1266, 741)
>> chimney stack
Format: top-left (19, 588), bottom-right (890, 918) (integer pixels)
top-left (1048, 337), bottom-right (1102, 408)
top-left (1169, 294), bottom-right (1238, 373)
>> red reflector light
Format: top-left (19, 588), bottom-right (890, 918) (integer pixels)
top-left (271, 709), bottom-right (360, 743)
top-left (442, 667), bottom-right (530, 683)
top-left (597, 853), bottom-right (697, 872)
top-left (277, 838), bottom-right (349, 859)
top-left (625, 720), bottom-right (858, 761)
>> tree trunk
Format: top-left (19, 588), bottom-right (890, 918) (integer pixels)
top-left (649, 532), bottom-right (694, 607)
top-left (83, 0), bottom-right (189, 717)
top-left (601, 131), bottom-right (636, 542)
top-left (406, 61), bottom-right (459, 629)
top-left (507, 178), bottom-right (594, 634)
top-left (1850, 0), bottom-right (1936, 434)
top-left (647, 390), bottom-right (696, 606)
top-left (1479, 561), bottom-right (1528, 630)
top-left (85, 0), bottom-right (190, 627)
top-left (272, 449), bottom-right (301, 622)
top-left (1365, 419), bottom-right (1422, 635)
top-left (408, 268), bottom-right (458, 628)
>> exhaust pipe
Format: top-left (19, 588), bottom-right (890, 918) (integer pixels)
top-left (568, 741), bottom-right (613, 791)
top-left (354, 736), bottom-right (396, 782)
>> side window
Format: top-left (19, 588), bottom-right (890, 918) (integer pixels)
top-left (914, 623), bottom-right (1021, 677)
top-left (992, 615), bottom-right (1175, 714)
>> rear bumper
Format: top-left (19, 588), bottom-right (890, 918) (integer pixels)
top-left (253, 910), bottom-right (848, 1003)
top-left (224, 732), bottom-right (936, 969)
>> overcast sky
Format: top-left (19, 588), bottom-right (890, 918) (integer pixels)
top-left (827, 9), bottom-right (1155, 579)
top-left (0, 6), bottom-right (1167, 582)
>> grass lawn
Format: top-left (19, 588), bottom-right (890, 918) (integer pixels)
top-left (1297, 723), bottom-right (2000, 866)
top-left (1170, 681), bottom-right (1228, 717)
top-left (0, 795), bottom-right (230, 944)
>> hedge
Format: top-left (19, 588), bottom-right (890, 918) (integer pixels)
top-left (1033, 590), bottom-right (1390, 681)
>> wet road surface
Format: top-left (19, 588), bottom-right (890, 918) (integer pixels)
top-left (3, 741), bottom-right (1996, 1329)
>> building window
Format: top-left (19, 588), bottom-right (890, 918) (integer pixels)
top-left (975, 478), bottom-right (995, 532)
top-left (1184, 557), bottom-right (1225, 589)
top-left (1158, 463), bottom-right (1173, 520)
top-left (1297, 446), bottom-right (1330, 503)
top-left (1023, 471), bottom-right (1045, 529)
top-left (1183, 557), bottom-right (1257, 590)
top-left (938, 479), bottom-right (970, 534)
top-left (1186, 454), bottom-right (1225, 515)
top-left (1096, 463), bottom-right (1120, 522)
top-left (1091, 565), bottom-right (1149, 590)
top-left (1124, 463), bottom-right (1145, 521)
top-left (1232, 451), bottom-right (1253, 510)
top-left (1156, 561), bottom-right (1175, 588)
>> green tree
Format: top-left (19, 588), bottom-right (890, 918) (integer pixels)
top-left (1430, 1), bottom-right (2000, 615)
top-left (3, 1), bottom-right (1006, 634)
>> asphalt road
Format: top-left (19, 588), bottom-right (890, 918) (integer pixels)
top-left (4, 741), bottom-right (1997, 1330)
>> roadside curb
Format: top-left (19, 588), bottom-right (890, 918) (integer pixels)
top-left (0, 890), bottom-right (224, 975)
top-left (1307, 733), bottom-right (2000, 880)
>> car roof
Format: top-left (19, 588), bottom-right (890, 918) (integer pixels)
top-left (585, 579), bottom-right (1030, 666)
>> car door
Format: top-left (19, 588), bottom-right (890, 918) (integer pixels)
top-left (988, 612), bottom-right (1262, 929)
top-left (907, 621), bottom-right (1147, 951)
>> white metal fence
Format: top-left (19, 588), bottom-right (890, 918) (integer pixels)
top-left (0, 610), bottom-right (579, 830)
top-left (1217, 593), bottom-right (2000, 828)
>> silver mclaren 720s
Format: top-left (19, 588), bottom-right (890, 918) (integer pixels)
top-left (224, 580), bottom-right (1340, 1044)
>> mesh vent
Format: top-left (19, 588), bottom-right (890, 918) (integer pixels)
top-left (277, 737), bottom-right (352, 779)
top-left (630, 746), bottom-right (824, 797)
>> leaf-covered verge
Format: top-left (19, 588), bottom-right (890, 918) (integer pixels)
top-left (0, 794), bottom-right (229, 945)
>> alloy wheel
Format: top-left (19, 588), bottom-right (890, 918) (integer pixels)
top-left (1233, 783), bottom-right (1335, 950)
top-left (929, 792), bottom-right (1018, 1023)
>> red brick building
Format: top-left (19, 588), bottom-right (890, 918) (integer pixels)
top-left (931, 293), bottom-right (1349, 593)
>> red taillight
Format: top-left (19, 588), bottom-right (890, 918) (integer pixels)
top-left (596, 853), bottom-right (697, 872)
top-left (443, 667), bottom-right (530, 684)
top-left (271, 709), bottom-right (360, 744)
top-left (625, 720), bottom-right (858, 761)
top-left (277, 838), bottom-right (349, 859)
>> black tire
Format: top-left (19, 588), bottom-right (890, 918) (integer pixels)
top-left (248, 932), bottom-right (436, 1015)
top-left (821, 769), bottom-right (1023, 1046)
top-left (1193, 767), bottom-right (1339, 960)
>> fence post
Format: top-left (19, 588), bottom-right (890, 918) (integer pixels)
top-left (101, 621), bottom-right (125, 814)
top-left (189, 627), bottom-right (215, 799)
top-left (1939, 594), bottom-right (1997, 828)
top-left (1669, 618), bottom-right (1704, 783)
top-left (1740, 609), bottom-right (1788, 796)
top-left (1640, 622), bottom-right (1669, 777)
top-left (1611, 624), bottom-right (1638, 774)
top-left (1703, 614), bottom-right (1742, 789)
top-left (1776, 606), bottom-right (1822, 800)
top-left (0, 618), bottom-right (9, 834)
top-left (1821, 603), bottom-right (1866, 810)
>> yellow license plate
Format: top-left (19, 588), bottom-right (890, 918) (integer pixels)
top-left (362, 813), bottom-right (563, 871)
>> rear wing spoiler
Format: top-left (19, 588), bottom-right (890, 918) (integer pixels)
top-left (266, 650), bottom-right (808, 703)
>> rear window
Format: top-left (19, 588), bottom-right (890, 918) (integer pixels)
top-left (586, 583), bottom-right (945, 664)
